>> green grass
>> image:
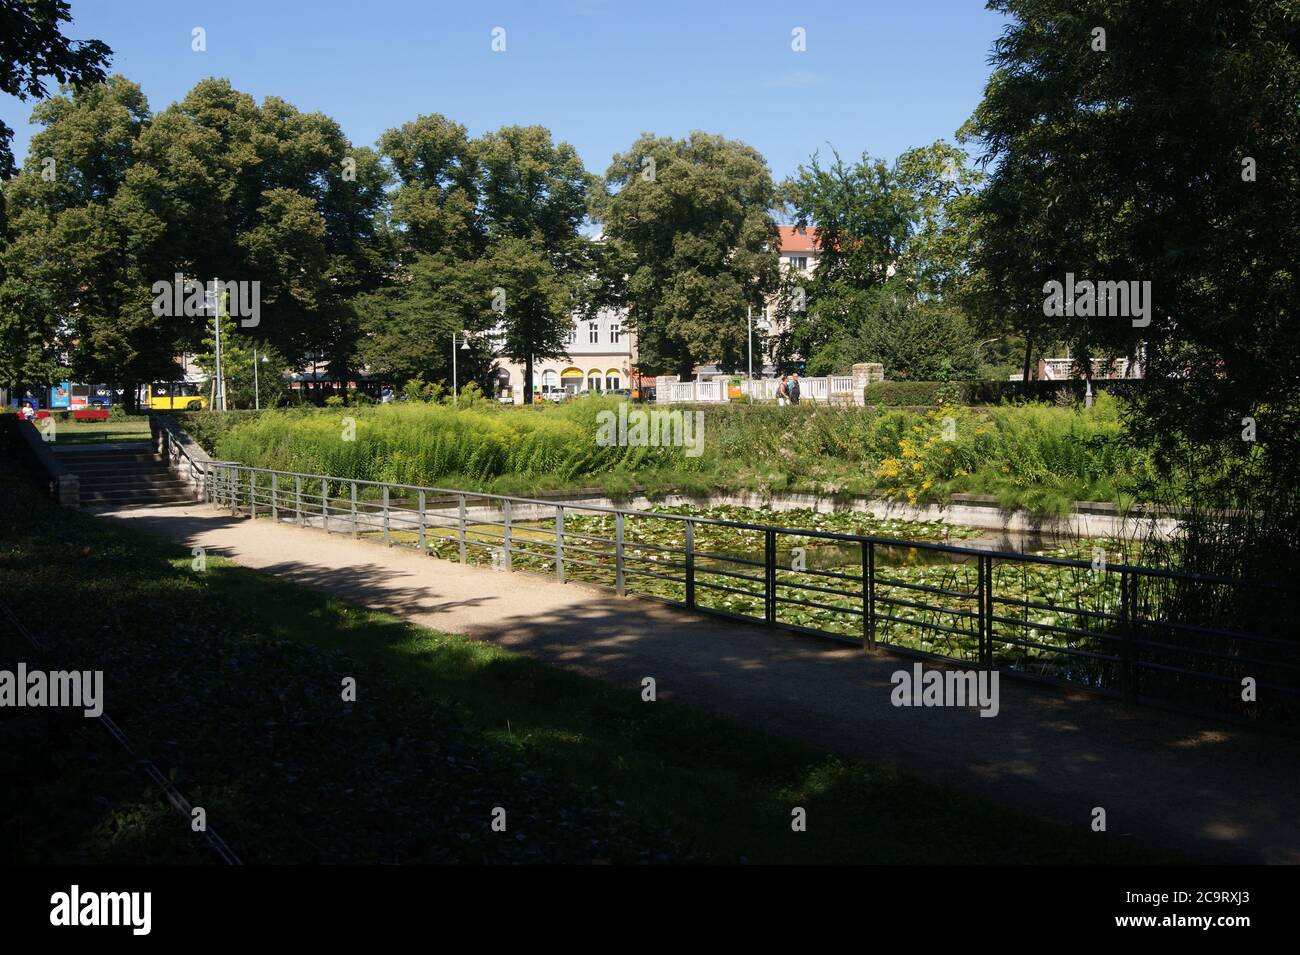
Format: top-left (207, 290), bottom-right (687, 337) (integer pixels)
top-left (40, 414), bottom-right (153, 444)
top-left (0, 436), bottom-right (1182, 862)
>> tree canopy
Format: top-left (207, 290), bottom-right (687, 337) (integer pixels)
top-left (594, 132), bottom-right (780, 377)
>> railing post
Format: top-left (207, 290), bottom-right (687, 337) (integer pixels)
top-left (382, 485), bottom-right (390, 545)
top-left (1120, 568), bottom-right (1137, 703)
top-left (502, 499), bottom-right (513, 572)
top-left (295, 475), bottom-right (302, 526)
top-left (418, 490), bottom-right (426, 552)
top-left (249, 469), bottom-right (256, 519)
top-left (615, 511), bottom-right (625, 595)
top-left (863, 540), bottom-right (876, 650)
top-left (764, 528), bottom-right (777, 625)
top-left (271, 472), bottom-right (278, 522)
top-left (322, 480), bottom-right (329, 533)
top-left (458, 494), bottom-right (467, 563)
top-left (685, 520), bottom-right (695, 608)
top-left (555, 506), bottom-right (565, 582)
top-left (977, 555), bottom-right (988, 668)
top-left (351, 482), bottom-right (358, 538)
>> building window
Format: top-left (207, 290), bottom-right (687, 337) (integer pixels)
top-left (606, 375), bottom-right (620, 391)
top-left (610, 323), bottom-right (621, 344)
top-left (567, 327), bottom-right (577, 345)
top-left (788, 255), bottom-right (808, 271)
top-left (589, 321), bottom-right (599, 344)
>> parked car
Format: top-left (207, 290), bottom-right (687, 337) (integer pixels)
top-left (543, 387), bottom-right (567, 403)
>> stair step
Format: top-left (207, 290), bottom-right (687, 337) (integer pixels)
top-left (81, 490), bottom-right (196, 504)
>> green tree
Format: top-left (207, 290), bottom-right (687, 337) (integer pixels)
top-left (0, 276), bottom-right (65, 386)
top-left (0, 76), bottom-right (174, 404)
top-left (481, 236), bottom-right (575, 404)
top-left (595, 132), bottom-right (779, 377)
top-left (126, 79), bottom-right (388, 370)
top-left (777, 141), bottom-right (985, 376)
top-left (970, 0), bottom-right (1300, 584)
top-left (0, 0), bottom-right (111, 179)
top-left (366, 119), bottom-right (593, 404)
top-left (193, 309), bottom-right (289, 410)
top-left (353, 251), bottom-right (490, 386)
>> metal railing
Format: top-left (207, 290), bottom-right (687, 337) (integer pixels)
top-left (201, 461), bottom-right (1298, 722)
top-left (153, 415), bottom-right (235, 501)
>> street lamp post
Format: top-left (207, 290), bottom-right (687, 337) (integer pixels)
top-left (452, 330), bottom-right (470, 405)
top-left (211, 281), bottom-right (225, 412)
top-left (747, 305), bottom-right (753, 403)
top-left (254, 350), bottom-right (269, 410)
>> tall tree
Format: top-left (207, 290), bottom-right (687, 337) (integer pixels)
top-left (777, 141), bottom-right (984, 376)
top-left (595, 132), bottom-right (779, 377)
top-left (126, 79), bottom-right (388, 372)
top-left (0, 76), bottom-right (172, 403)
top-left (0, 0), bottom-right (111, 180)
top-left (363, 119), bottom-right (592, 404)
top-left (970, 0), bottom-right (1300, 581)
top-left (475, 125), bottom-right (594, 403)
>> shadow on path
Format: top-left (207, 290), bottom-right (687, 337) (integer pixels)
top-left (105, 502), bottom-right (1300, 862)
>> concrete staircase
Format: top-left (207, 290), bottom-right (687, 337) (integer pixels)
top-left (53, 442), bottom-right (195, 509)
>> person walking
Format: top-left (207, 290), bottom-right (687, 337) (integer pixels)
top-left (777, 374), bottom-right (789, 406)
top-left (789, 373), bottom-right (802, 405)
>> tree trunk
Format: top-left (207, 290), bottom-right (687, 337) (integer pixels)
top-left (523, 354), bottom-right (534, 406)
top-left (1021, 336), bottom-right (1034, 382)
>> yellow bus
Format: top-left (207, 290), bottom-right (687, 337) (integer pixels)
top-left (147, 381), bottom-right (208, 410)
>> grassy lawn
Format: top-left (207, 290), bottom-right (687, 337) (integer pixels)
top-left (43, 414), bottom-right (153, 444)
top-left (0, 438), bottom-right (1180, 863)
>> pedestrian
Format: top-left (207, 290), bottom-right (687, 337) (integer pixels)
top-left (789, 373), bottom-right (802, 405)
top-left (777, 374), bottom-right (789, 406)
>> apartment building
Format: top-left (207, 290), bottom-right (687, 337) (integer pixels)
top-left (494, 306), bottom-right (637, 403)
top-left (755, 225), bottom-right (821, 367)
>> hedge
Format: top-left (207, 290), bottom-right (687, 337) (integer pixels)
top-left (865, 379), bottom-right (1146, 407)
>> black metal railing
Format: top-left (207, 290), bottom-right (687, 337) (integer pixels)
top-left (201, 461), bottom-right (1297, 723)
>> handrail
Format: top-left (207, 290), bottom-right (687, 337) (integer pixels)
top-left (150, 414), bottom-right (238, 500)
top-left (205, 461), bottom-right (1273, 589)
top-left (200, 458), bottom-right (1298, 720)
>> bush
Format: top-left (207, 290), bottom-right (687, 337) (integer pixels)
top-left (865, 379), bottom-right (1146, 407)
top-left (171, 409), bottom-right (267, 454)
top-left (864, 381), bottom-right (957, 406)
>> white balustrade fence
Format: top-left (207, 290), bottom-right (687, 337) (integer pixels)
top-left (655, 375), bottom-right (864, 405)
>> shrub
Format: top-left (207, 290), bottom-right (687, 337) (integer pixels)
top-left (864, 381), bottom-right (956, 406)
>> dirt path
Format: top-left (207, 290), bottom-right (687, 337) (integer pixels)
top-left (102, 501), bottom-right (1300, 863)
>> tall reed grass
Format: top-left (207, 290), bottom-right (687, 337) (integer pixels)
top-left (203, 394), bottom-right (1159, 511)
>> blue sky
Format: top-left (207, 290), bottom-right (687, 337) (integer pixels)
top-left (2, 0), bottom-right (1009, 184)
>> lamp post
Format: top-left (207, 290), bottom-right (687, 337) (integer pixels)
top-left (452, 330), bottom-right (470, 405)
top-left (210, 282), bottom-right (225, 412)
top-left (253, 350), bottom-right (269, 410)
top-left (747, 305), bottom-right (753, 403)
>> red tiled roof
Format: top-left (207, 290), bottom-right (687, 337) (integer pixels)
top-left (778, 225), bottom-right (820, 253)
